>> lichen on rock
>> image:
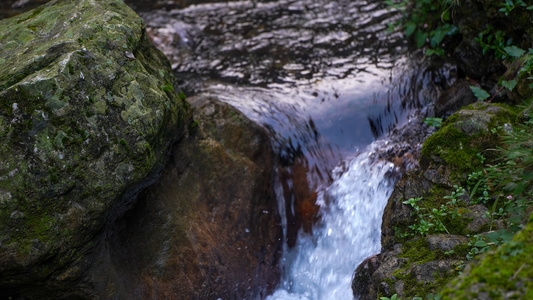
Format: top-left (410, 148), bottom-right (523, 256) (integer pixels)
top-left (0, 0), bottom-right (188, 297)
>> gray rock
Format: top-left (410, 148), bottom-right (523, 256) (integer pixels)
top-left (410, 260), bottom-right (462, 283)
top-left (463, 204), bottom-right (490, 233)
top-left (435, 79), bottom-right (477, 118)
top-left (453, 102), bottom-right (508, 136)
top-left (427, 234), bottom-right (469, 251)
top-left (394, 280), bottom-right (405, 296)
top-left (352, 255), bottom-right (381, 300)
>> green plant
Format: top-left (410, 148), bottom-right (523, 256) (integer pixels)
top-left (402, 197), bottom-right (452, 236)
top-left (423, 117), bottom-right (442, 127)
top-left (380, 294), bottom-right (400, 300)
top-left (474, 26), bottom-right (510, 59)
top-left (466, 229), bottom-right (516, 260)
top-left (443, 185), bottom-right (465, 219)
top-left (385, 0), bottom-right (459, 55)
top-left (498, 0), bottom-right (531, 16)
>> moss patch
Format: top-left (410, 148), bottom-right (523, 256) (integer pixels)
top-left (441, 214), bottom-right (533, 299)
top-left (421, 102), bottom-right (516, 181)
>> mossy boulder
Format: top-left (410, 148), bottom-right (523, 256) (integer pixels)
top-left (0, 0), bottom-right (188, 297)
top-left (421, 102), bottom-right (516, 181)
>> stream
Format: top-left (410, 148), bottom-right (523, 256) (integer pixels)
top-left (131, 0), bottom-right (454, 298)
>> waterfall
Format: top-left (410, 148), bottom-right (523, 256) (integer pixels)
top-left (269, 141), bottom-right (398, 300)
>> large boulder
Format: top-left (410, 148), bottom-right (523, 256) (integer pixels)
top-left (97, 97), bottom-right (283, 299)
top-left (0, 0), bottom-right (188, 297)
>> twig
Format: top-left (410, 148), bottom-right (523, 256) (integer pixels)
top-left (511, 263), bottom-right (526, 280)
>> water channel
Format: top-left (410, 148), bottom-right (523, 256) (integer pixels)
top-left (131, 0), bottom-right (454, 298)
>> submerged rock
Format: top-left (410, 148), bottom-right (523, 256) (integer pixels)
top-left (0, 0), bottom-right (188, 298)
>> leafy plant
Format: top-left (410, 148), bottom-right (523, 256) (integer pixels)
top-left (423, 117), bottom-right (442, 127)
top-left (402, 196), bottom-right (453, 236)
top-left (499, 0), bottom-right (529, 16)
top-left (474, 26), bottom-right (510, 59)
top-left (469, 86), bottom-right (490, 101)
top-left (380, 294), bottom-right (400, 300)
top-left (385, 0), bottom-right (459, 56)
top-left (443, 185), bottom-right (465, 219)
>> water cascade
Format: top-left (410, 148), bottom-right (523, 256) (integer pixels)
top-left (136, 0), bottom-right (454, 298)
top-left (269, 143), bottom-right (397, 299)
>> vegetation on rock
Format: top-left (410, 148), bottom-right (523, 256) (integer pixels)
top-left (354, 0), bottom-right (533, 299)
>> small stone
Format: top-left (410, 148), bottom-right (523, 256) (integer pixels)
top-left (394, 280), bottom-right (405, 296)
top-left (124, 51), bottom-right (135, 60)
top-left (427, 234), bottom-right (469, 251)
top-left (463, 205), bottom-right (490, 232)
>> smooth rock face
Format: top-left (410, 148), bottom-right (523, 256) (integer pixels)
top-left (99, 97), bottom-right (282, 299)
top-left (0, 0), bottom-right (187, 297)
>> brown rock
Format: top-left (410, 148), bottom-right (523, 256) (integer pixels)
top-left (93, 97), bottom-right (283, 299)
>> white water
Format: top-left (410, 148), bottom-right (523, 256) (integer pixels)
top-left (268, 142), bottom-right (397, 300)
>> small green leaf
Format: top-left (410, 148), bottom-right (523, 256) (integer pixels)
top-left (425, 48), bottom-right (445, 57)
top-left (405, 22), bottom-right (416, 37)
top-left (441, 10), bottom-right (450, 21)
top-left (502, 80), bottom-right (517, 91)
top-left (504, 46), bottom-right (526, 58)
top-left (415, 30), bottom-right (428, 48)
top-left (423, 117), bottom-right (442, 127)
top-left (498, 229), bottom-right (514, 242)
top-left (430, 29), bottom-right (447, 48)
top-left (470, 86), bottom-right (490, 100)
top-left (474, 240), bottom-right (487, 247)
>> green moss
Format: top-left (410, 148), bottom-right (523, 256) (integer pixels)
top-left (389, 237), bottom-right (463, 298)
top-left (440, 214), bottom-right (533, 299)
top-left (400, 238), bottom-right (444, 264)
top-left (422, 125), bottom-right (481, 175)
top-left (160, 83), bottom-right (174, 93)
top-left (421, 103), bottom-right (516, 181)
top-left (16, 6), bottom-right (44, 24)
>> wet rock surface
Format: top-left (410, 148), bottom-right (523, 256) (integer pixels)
top-left (0, 0), bottom-right (188, 298)
top-left (99, 96), bottom-right (282, 299)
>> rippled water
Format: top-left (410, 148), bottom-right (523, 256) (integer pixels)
top-left (136, 0), bottom-right (453, 298)
top-left (141, 0), bottom-right (451, 185)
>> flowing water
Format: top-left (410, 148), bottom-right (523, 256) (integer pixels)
top-left (134, 0), bottom-right (455, 298)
